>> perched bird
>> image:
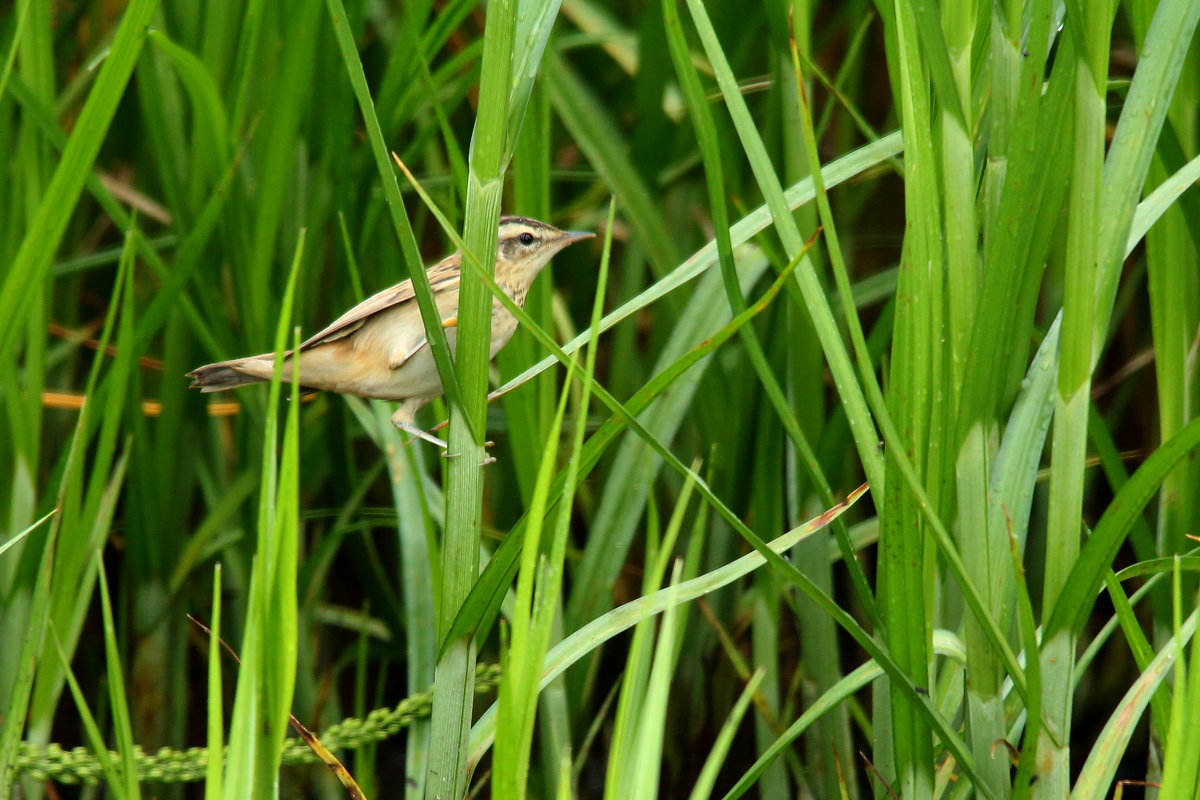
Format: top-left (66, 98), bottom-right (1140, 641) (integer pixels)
top-left (187, 216), bottom-right (593, 448)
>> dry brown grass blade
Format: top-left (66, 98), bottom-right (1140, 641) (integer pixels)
top-left (186, 614), bottom-right (368, 800)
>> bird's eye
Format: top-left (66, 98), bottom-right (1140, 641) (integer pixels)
top-left (518, 232), bottom-right (535, 246)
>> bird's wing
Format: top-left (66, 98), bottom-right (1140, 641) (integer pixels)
top-left (388, 313), bottom-right (459, 369)
top-left (298, 257), bottom-right (461, 352)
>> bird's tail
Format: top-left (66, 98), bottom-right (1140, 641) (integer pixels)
top-left (187, 355), bottom-right (274, 392)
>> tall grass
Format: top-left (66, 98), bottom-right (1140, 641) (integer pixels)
top-left (2, 0), bottom-right (1199, 798)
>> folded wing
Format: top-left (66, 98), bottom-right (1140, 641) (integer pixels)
top-left (299, 256), bottom-right (461, 351)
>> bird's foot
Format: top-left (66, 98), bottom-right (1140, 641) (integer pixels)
top-left (394, 420), bottom-right (450, 451)
top-left (391, 409), bottom-right (494, 464)
top-left (440, 444), bottom-right (497, 467)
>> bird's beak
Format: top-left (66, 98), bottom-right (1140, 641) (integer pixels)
top-left (558, 230), bottom-right (596, 246)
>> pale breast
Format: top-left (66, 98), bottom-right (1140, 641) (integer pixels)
top-left (347, 303), bottom-right (448, 400)
top-left (487, 279), bottom-right (531, 356)
top-left (293, 284), bottom-right (528, 401)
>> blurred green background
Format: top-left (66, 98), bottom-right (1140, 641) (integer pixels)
top-left (2, 0), bottom-right (1199, 798)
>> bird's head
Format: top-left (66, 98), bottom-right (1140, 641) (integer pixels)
top-left (494, 216), bottom-right (594, 282)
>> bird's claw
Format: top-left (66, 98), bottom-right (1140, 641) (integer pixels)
top-left (440, 450), bottom-right (497, 467)
top-left (395, 418), bottom-right (495, 465)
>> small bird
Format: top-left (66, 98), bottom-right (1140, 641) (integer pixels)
top-left (187, 216), bottom-right (593, 448)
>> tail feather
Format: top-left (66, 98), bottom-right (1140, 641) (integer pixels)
top-left (187, 356), bottom-right (272, 392)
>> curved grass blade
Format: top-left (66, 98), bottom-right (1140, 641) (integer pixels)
top-left (1046, 414), bottom-right (1200, 638)
top-left (51, 628), bottom-right (128, 800)
top-left (722, 630), bottom-right (968, 800)
top-left (94, 552), bottom-right (140, 798)
top-left (323, 0), bottom-right (467, 431)
top-left (491, 131), bottom-right (904, 403)
top-left (0, 511), bottom-right (55, 560)
top-left (1126, 152), bottom-right (1200, 258)
top-left (687, 667), bottom-right (767, 800)
top-left (468, 484), bottom-right (869, 764)
top-left (439, 243), bottom-right (805, 652)
top-left (1070, 606), bottom-right (1198, 799)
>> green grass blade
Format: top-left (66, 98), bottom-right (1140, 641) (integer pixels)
top-left (494, 371), bottom-right (573, 799)
top-left (1094, 0), bottom-right (1200, 330)
top-left (1047, 414), bottom-right (1200, 638)
top-left (359, 400), bottom-right (439, 800)
top-left (0, 0), bottom-right (32, 102)
top-left (470, 488), bottom-right (867, 736)
top-left (682, 0), bottom-right (884, 491)
top-left (50, 629), bottom-right (127, 799)
top-left (687, 667), bottom-right (766, 800)
top-left (28, 228), bottom-right (139, 746)
top-left (223, 230), bottom-right (305, 797)
top-left (626, 562), bottom-right (684, 800)
top-left (545, 51), bottom-right (679, 277)
top-left (426, 0), bottom-right (551, 793)
top-left (566, 255), bottom-right (770, 629)
top-left (469, 486), bottom-right (874, 764)
top-left (441, 251), bottom-right (801, 652)
top-left (494, 200), bottom-right (612, 799)
top-left (0, 0), bottom-right (158, 358)
top-left (1156, 574), bottom-right (1200, 798)
top-left (204, 564), bottom-right (224, 800)
top-left (94, 551), bottom-right (140, 798)
top-left (662, 0), bottom-right (872, 634)
top-left (492, 132), bottom-right (904, 400)
top-left (323, 0), bottom-right (466, 419)
top-left (1127, 152), bottom-right (1200, 257)
top-left (0, 522), bottom-right (57, 799)
top-left (0, 510), bottom-right (54, 560)
top-left (1071, 605), bottom-right (1198, 800)
top-left (508, 0), bottom-right (568, 146)
top-left (722, 630), bottom-right (967, 800)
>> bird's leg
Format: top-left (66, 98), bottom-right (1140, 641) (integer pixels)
top-left (440, 440), bottom-right (497, 466)
top-left (391, 399), bottom-right (448, 450)
top-left (391, 400), bottom-right (495, 465)
top-left (426, 418), bottom-right (493, 446)
top-left (393, 402), bottom-right (496, 465)
top-left (398, 420), bottom-right (452, 450)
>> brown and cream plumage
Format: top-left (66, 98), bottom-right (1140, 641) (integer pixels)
top-left (187, 217), bottom-right (593, 447)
